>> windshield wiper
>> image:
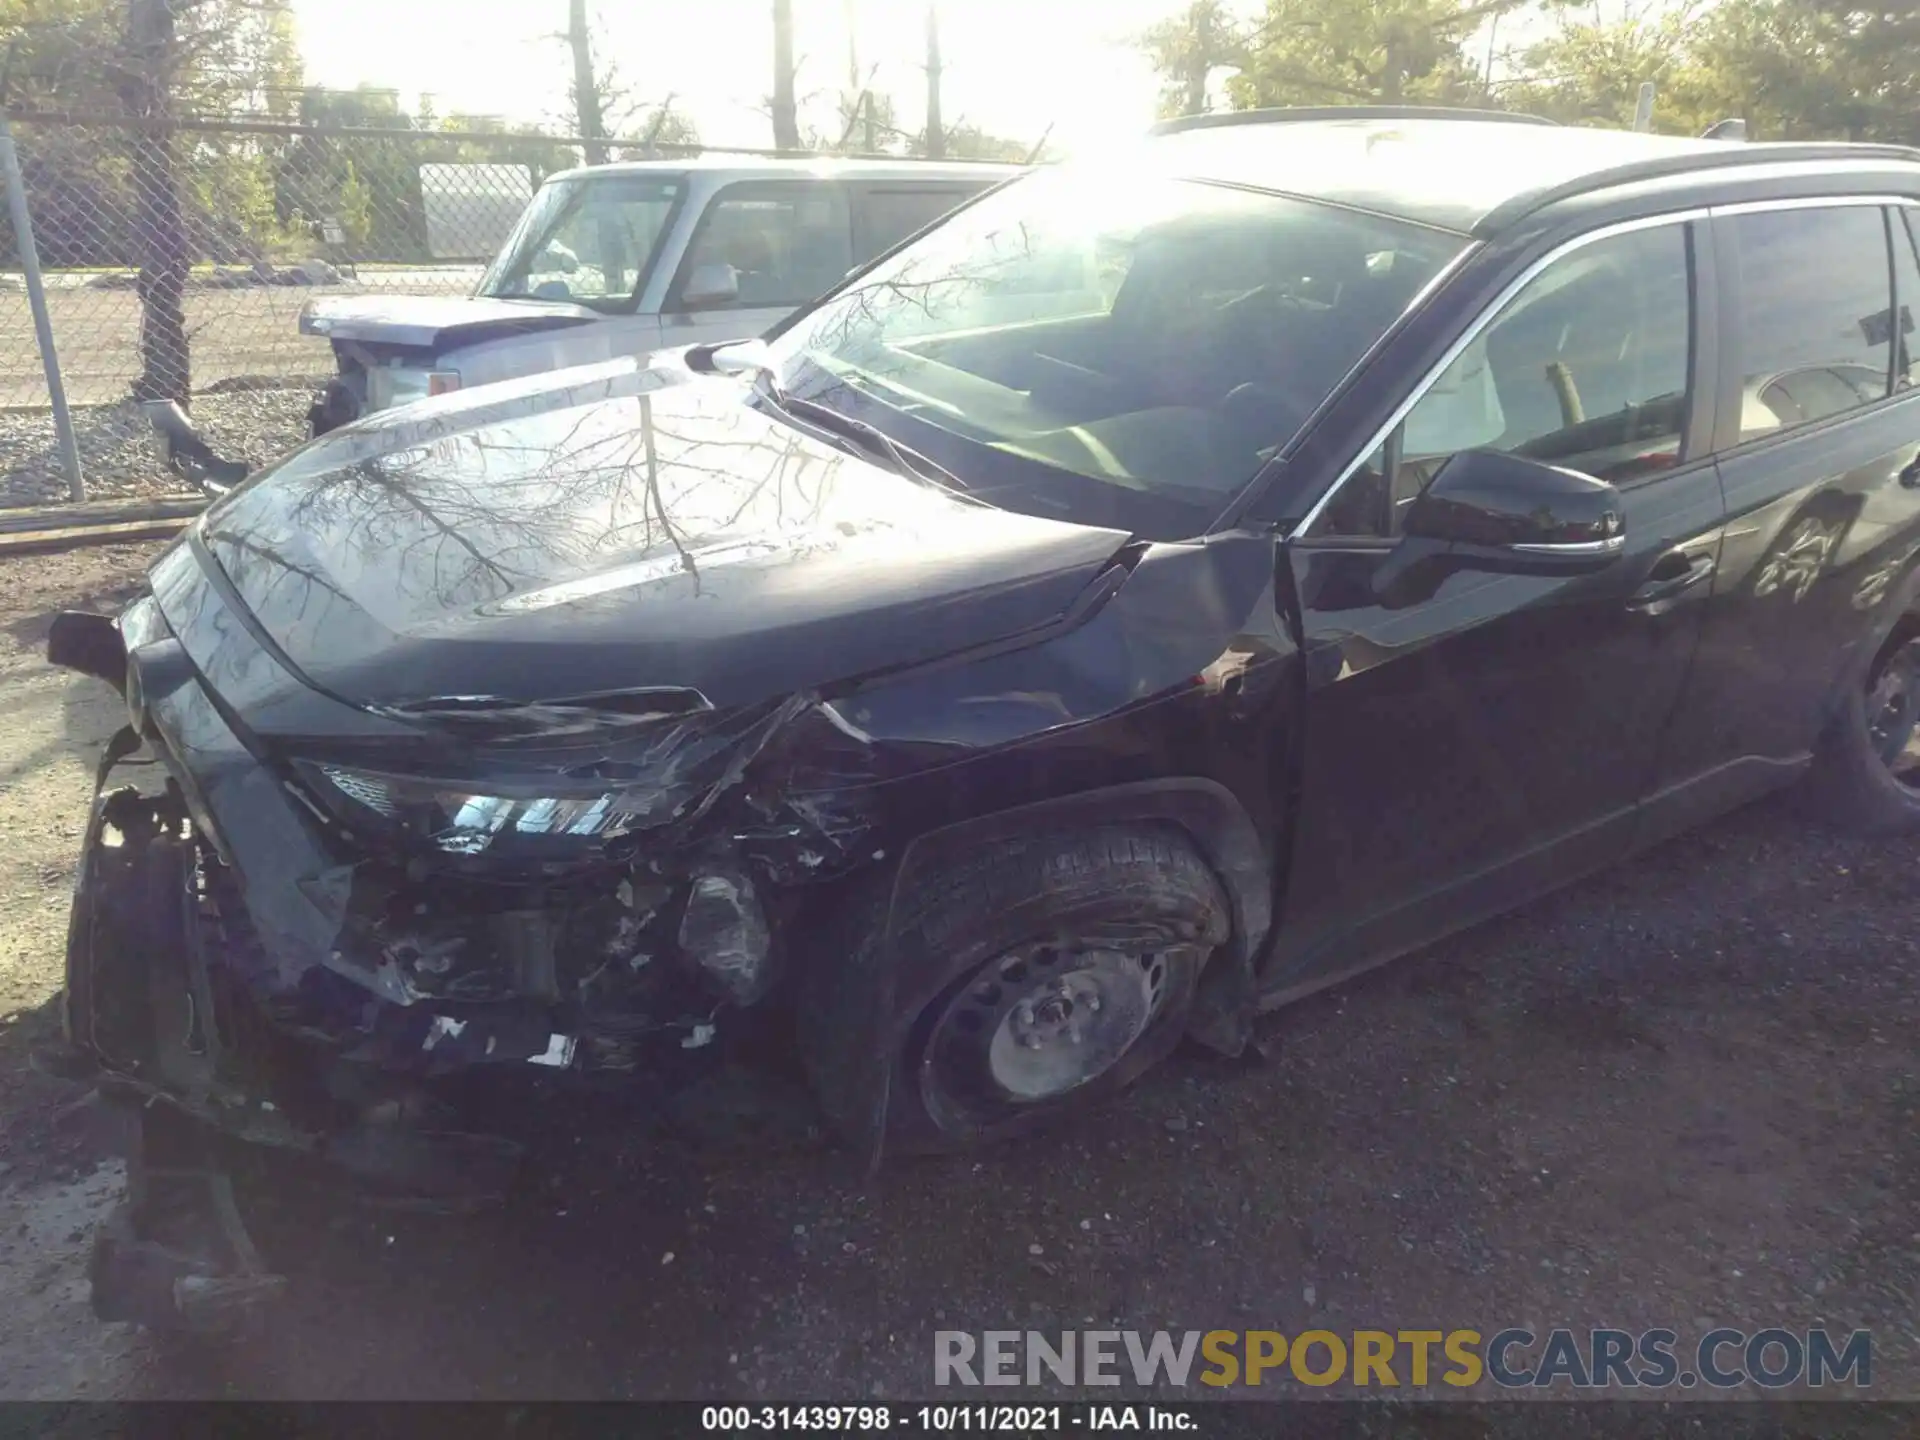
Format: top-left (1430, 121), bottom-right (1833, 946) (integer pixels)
top-left (780, 392), bottom-right (973, 498)
top-left (711, 341), bottom-right (971, 498)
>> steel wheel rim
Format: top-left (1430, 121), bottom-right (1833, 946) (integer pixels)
top-left (923, 941), bottom-right (1178, 1119)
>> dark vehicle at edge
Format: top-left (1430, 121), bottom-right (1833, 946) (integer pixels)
top-left (44, 109), bottom-right (1920, 1331)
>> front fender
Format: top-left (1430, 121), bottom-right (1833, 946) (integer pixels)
top-left (790, 532), bottom-right (1301, 1169)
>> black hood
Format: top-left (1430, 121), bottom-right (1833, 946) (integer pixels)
top-left (197, 365), bottom-right (1132, 713)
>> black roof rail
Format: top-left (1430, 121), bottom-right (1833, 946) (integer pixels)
top-left (1474, 140), bottom-right (1920, 236)
top-left (1151, 105), bottom-right (1558, 136)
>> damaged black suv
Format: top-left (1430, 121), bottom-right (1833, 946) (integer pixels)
top-left (47, 109), bottom-right (1920, 1328)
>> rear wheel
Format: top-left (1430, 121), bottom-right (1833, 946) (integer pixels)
top-left (1801, 620), bottom-right (1920, 834)
top-left (868, 826), bottom-right (1231, 1153)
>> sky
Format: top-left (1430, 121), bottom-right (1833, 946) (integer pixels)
top-left (288, 0), bottom-right (1244, 157)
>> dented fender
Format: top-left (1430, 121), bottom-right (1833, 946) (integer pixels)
top-left (789, 532), bottom-right (1303, 1163)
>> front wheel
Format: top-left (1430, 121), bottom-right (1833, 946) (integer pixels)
top-left (308, 369), bottom-right (366, 437)
top-left (864, 826), bottom-right (1232, 1154)
top-left (1800, 623), bottom-right (1920, 834)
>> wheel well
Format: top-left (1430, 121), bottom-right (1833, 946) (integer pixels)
top-left (879, 779), bottom-right (1273, 1059)
top-left (883, 779), bottom-right (1272, 963)
top-left (1826, 567), bottom-right (1920, 718)
top-left (789, 782), bottom-right (1275, 1163)
top-left (1880, 609), bottom-right (1920, 664)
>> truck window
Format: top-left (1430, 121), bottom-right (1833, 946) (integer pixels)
top-left (855, 185), bottom-right (990, 262)
top-left (669, 182), bottom-right (854, 311)
top-left (480, 175), bottom-right (683, 308)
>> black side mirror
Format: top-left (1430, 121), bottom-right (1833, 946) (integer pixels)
top-left (1406, 448), bottom-right (1624, 551)
top-left (1375, 449), bottom-right (1625, 607)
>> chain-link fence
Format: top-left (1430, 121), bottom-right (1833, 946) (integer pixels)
top-left (0, 112), bottom-right (701, 506)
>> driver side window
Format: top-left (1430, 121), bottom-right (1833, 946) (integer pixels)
top-left (669, 182), bottom-right (854, 312)
top-left (1309, 224), bottom-right (1693, 539)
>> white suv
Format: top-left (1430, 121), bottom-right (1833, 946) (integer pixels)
top-left (299, 155), bottom-right (1013, 434)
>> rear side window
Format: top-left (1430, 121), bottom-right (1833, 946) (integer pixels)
top-left (669, 181), bottom-right (854, 311)
top-left (855, 186), bottom-right (984, 262)
top-left (1729, 207), bottom-right (1894, 442)
top-left (1893, 208), bottom-right (1920, 391)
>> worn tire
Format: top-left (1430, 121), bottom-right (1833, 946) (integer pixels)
top-left (1799, 618), bottom-right (1920, 836)
top-left (856, 825), bottom-right (1231, 1155)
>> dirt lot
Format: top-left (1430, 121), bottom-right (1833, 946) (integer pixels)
top-left (0, 540), bottom-right (1914, 1403)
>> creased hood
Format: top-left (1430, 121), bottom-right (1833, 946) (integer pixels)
top-left (197, 369), bottom-right (1132, 713)
top-left (299, 293), bottom-right (599, 350)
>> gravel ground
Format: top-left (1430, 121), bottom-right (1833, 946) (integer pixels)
top-left (0, 389), bottom-right (315, 508)
top-left (0, 266), bottom-right (479, 506)
top-left (0, 271), bottom-right (480, 408)
top-left (0, 541), bottom-right (1914, 1404)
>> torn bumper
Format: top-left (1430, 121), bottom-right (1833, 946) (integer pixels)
top-left (60, 722), bottom-right (526, 1204)
top-left (56, 583), bottom-right (842, 1209)
top-left (50, 597), bottom-right (852, 1326)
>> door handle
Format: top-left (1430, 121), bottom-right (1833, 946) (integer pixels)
top-left (1628, 550), bottom-right (1714, 612)
top-left (1899, 453), bottom-right (1920, 489)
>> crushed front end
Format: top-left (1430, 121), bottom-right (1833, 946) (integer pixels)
top-left (45, 542), bottom-right (888, 1329)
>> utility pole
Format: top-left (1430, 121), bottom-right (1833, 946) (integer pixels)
top-left (844, 0), bottom-right (860, 107)
top-left (1633, 81), bottom-right (1656, 132)
top-left (923, 2), bottom-right (944, 158)
top-left (568, 0), bottom-right (608, 164)
top-left (0, 40), bottom-right (83, 497)
top-left (842, 0), bottom-right (869, 153)
top-left (771, 0), bottom-right (801, 150)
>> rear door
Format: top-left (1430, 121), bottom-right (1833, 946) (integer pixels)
top-left (659, 180), bottom-right (855, 347)
top-left (1643, 199), bottom-right (1920, 839)
top-left (1267, 217), bottom-right (1727, 992)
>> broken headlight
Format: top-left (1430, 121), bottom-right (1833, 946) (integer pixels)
top-left (297, 762), bottom-right (696, 856)
top-left (291, 697), bottom-right (797, 860)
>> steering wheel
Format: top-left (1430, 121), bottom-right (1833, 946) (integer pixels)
top-left (1204, 285), bottom-right (1322, 446)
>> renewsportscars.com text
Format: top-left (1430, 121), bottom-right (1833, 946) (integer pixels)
top-left (933, 1328), bottom-right (1872, 1390)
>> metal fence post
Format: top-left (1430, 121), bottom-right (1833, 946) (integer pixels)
top-left (0, 109), bottom-right (85, 500)
top-left (1633, 82), bottom-right (1657, 134)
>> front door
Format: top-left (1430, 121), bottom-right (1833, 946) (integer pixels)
top-left (1266, 218), bottom-right (1727, 993)
top-left (659, 179), bottom-right (856, 349)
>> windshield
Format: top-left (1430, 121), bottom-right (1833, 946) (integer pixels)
top-left (762, 166), bottom-right (1465, 537)
top-left (478, 174), bottom-right (683, 308)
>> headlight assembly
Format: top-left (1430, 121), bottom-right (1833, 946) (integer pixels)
top-left (292, 696), bottom-right (800, 860)
top-left (298, 762), bottom-right (690, 856)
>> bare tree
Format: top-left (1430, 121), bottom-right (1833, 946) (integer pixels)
top-left (771, 0), bottom-right (801, 149)
top-left (568, 0), bottom-right (609, 164)
top-left (551, 3), bottom-right (698, 155)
